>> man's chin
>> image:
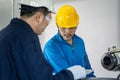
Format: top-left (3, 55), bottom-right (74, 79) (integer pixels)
top-left (64, 38), bottom-right (71, 42)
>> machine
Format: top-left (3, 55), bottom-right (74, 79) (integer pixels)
top-left (79, 46), bottom-right (120, 80)
top-left (101, 46), bottom-right (120, 80)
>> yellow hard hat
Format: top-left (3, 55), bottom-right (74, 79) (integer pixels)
top-left (55, 4), bottom-right (79, 28)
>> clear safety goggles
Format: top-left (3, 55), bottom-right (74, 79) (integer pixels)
top-left (45, 15), bottom-right (52, 24)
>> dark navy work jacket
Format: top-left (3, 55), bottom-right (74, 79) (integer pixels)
top-left (0, 18), bottom-right (73, 80)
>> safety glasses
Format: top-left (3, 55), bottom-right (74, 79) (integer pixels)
top-left (45, 15), bottom-right (52, 24)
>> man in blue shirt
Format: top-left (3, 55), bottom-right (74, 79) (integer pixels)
top-left (44, 4), bottom-right (95, 78)
top-left (0, 1), bottom-right (86, 80)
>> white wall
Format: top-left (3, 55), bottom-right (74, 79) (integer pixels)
top-left (0, 0), bottom-right (13, 30)
top-left (40, 0), bottom-right (120, 78)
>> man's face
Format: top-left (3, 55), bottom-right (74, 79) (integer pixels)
top-left (58, 27), bottom-right (77, 42)
top-left (37, 13), bottom-right (52, 35)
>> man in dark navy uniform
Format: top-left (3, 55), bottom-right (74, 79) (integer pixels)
top-left (0, 0), bottom-right (86, 80)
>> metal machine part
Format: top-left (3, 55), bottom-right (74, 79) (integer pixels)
top-left (79, 77), bottom-right (117, 80)
top-left (101, 46), bottom-right (120, 71)
top-left (78, 46), bottom-right (120, 80)
top-left (101, 46), bottom-right (120, 80)
top-left (117, 74), bottom-right (120, 80)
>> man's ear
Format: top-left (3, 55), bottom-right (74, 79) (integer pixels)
top-left (35, 12), bottom-right (44, 23)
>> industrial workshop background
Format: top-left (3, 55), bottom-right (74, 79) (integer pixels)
top-left (0, 0), bottom-right (120, 78)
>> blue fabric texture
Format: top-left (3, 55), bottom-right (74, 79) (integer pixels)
top-left (0, 18), bottom-right (74, 80)
top-left (43, 33), bottom-right (95, 77)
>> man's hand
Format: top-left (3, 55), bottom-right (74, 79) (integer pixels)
top-left (67, 65), bottom-right (86, 80)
